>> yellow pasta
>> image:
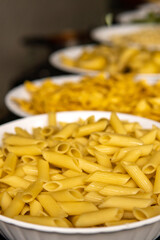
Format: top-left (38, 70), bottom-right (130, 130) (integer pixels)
top-left (72, 208), bottom-right (124, 227)
top-left (22, 180), bottom-right (43, 203)
top-left (99, 196), bottom-right (154, 211)
top-left (86, 171), bottom-right (130, 185)
top-left (58, 201), bottom-right (98, 215)
top-left (3, 152), bottom-right (17, 174)
top-left (37, 194), bottom-right (67, 218)
top-left (121, 161), bottom-right (153, 192)
top-left (1, 111), bottom-right (160, 228)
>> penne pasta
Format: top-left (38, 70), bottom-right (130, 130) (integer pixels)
top-left (72, 208), bottom-right (124, 227)
top-left (121, 161), bottom-right (153, 192)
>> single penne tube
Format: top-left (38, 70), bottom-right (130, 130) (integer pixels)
top-left (153, 165), bottom-right (160, 194)
top-left (112, 145), bottom-right (153, 162)
top-left (29, 199), bottom-right (43, 216)
top-left (99, 196), bottom-right (154, 211)
top-left (133, 206), bottom-right (160, 220)
top-left (86, 171), bottom-right (130, 185)
top-left (4, 135), bottom-right (46, 146)
top-left (121, 161), bottom-right (153, 192)
top-left (3, 152), bottom-right (17, 174)
top-left (110, 112), bottom-right (127, 134)
top-left (22, 180), bottom-right (43, 203)
top-left (126, 192), bottom-right (153, 199)
top-left (4, 192), bottom-right (25, 218)
top-left (98, 133), bottom-right (143, 147)
top-left (37, 194), bottom-right (67, 218)
top-left (0, 175), bottom-right (30, 189)
top-left (139, 129), bottom-right (157, 144)
top-left (77, 157), bottom-right (111, 173)
top-left (6, 145), bottom-right (42, 156)
top-left (94, 150), bottom-right (112, 168)
top-left (37, 159), bottom-right (49, 182)
top-left (94, 145), bottom-right (120, 155)
top-left (43, 175), bottom-right (87, 192)
top-left (142, 151), bottom-right (160, 174)
top-left (72, 207), bottom-right (124, 227)
top-left (0, 191), bottom-right (12, 211)
top-left (49, 189), bottom-right (84, 202)
top-left (85, 182), bottom-right (106, 192)
top-left (84, 191), bottom-right (104, 203)
top-left (105, 219), bottom-right (137, 226)
top-left (14, 215), bottom-right (57, 227)
top-left (42, 150), bottom-right (81, 172)
top-left (75, 119), bottom-right (108, 137)
top-left (63, 169), bottom-right (82, 178)
top-left (59, 201), bottom-right (98, 215)
top-left (99, 185), bottom-right (140, 196)
top-left (52, 123), bottom-right (79, 140)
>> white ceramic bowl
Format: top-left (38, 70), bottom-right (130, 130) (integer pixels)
top-left (1, 111), bottom-right (160, 240)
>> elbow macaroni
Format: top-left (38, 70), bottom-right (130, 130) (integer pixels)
top-left (1, 112), bottom-right (160, 228)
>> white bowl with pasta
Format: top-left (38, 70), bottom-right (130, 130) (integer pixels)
top-left (0, 110), bottom-right (160, 240)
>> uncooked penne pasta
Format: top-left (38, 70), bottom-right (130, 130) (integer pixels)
top-left (133, 206), bottom-right (160, 220)
top-left (0, 175), bottom-right (30, 189)
top-left (98, 133), bottom-right (143, 147)
top-left (49, 189), bottom-right (84, 202)
top-left (3, 152), bottom-right (17, 174)
top-left (99, 185), bottom-right (140, 196)
top-left (37, 194), bottom-right (67, 218)
top-left (121, 161), bottom-right (153, 192)
top-left (1, 111), bottom-right (160, 228)
top-left (86, 171), bottom-right (130, 185)
top-left (43, 175), bottom-right (86, 192)
top-left (77, 157), bottom-right (111, 173)
top-left (4, 192), bottom-right (25, 218)
top-left (142, 151), bottom-right (160, 174)
top-left (75, 119), bottom-right (108, 137)
top-left (0, 191), bottom-right (12, 211)
top-left (99, 196), bottom-right (154, 211)
top-left (72, 208), bottom-right (124, 227)
top-left (42, 150), bottom-right (81, 172)
top-left (37, 159), bottom-right (49, 182)
top-left (22, 180), bottom-right (43, 203)
top-left (153, 165), bottom-right (160, 194)
top-left (110, 112), bottom-right (127, 134)
top-left (139, 129), bottom-right (157, 145)
top-left (59, 201), bottom-right (98, 215)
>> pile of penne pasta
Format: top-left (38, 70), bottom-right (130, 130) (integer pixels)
top-left (0, 112), bottom-right (160, 228)
top-left (13, 74), bottom-right (160, 121)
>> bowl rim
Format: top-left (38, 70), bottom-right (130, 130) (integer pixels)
top-left (0, 110), bottom-right (160, 234)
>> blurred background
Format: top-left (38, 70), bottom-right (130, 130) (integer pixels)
top-left (0, 0), bottom-right (157, 122)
